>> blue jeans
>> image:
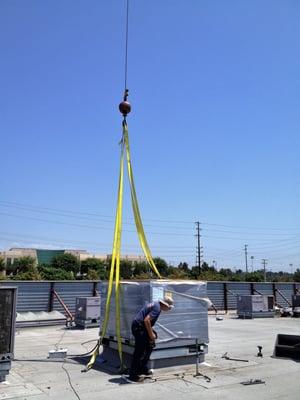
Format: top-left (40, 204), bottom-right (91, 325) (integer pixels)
top-left (129, 322), bottom-right (154, 378)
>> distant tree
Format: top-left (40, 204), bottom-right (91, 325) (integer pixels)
top-left (12, 269), bottom-right (42, 281)
top-left (13, 256), bottom-right (36, 274)
top-left (190, 266), bottom-right (200, 279)
top-left (120, 260), bottom-right (134, 279)
top-left (0, 257), bottom-right (5, 272)
top-left (6, 263), bottom-right (17, 276)
top-left (245, 271), bottom-right (264, 282)
top-left (168, 267), bottom-right (189, 279)
top-left (178, 262), bottom-right (189, 272)
top-left (133, 271), bottom-right (152, 279)
top-left (0, 257), bottom-right (6, 279)
top-left (293, 269), bottom-right (300, 282)
top-left (201, 262), bottom-right (210, 272)
top-left (38, 264), bottom-right (75, 280)
top-left (86, 269), bottom-right (100, 281)
top-left (230, 274), bottom-right (243, 282)
top-left (153, 257), bottom-right (169, 276)
top-left (81, 258), bottom-right (106, 279)
top-left (4, 256), bottom-right (40, 280)
top-left (133, 261), bottom-right (150, 277)
top-left (219, 268), bottom-right (234, 279)
top-left (199, 270), bottom-right (221, 281)
top-left (50, 253), bottom-right (80, 274)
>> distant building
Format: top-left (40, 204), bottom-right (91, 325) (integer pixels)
top-left (0, 247), bottom-right (145, 268)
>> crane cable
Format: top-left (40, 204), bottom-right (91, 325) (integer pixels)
top-left (86, 0), bottom-right (161, 371)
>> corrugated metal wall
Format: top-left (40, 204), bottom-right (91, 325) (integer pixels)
top-left (0, 280), bottom-right (298, 316)
top-left (0, 281), bottom-right (51, 312)
top-left (253, 283), bottom-right (273, 297)
top-left (275, 283), bottom-right (294, 307)
top-left (53, 281), bottom-right (100, 314)
top-left (0, 281), bottom-right (100, 314)
top-left (227, 282), bottom-right (252, 309)
top-left (207, 282), bottom-right (224, 310)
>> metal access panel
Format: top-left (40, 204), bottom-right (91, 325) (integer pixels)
top-left (0, 287), bottom-right (17, 382)
top-left (237, 295), bottom-right (275, 318)
top-left (101, 280), bottom-right (209, 347)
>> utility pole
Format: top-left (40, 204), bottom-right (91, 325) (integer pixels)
top-left (289, 263), bottom-right (293, 275)
top-left (250, 256), bottom-right (254, 272)
top-left (262, 259), bottom-right (268, 282)
top-left (195, 222), bottom-right (202, 275)
top-left (244, 244), bottom-right (248, 274)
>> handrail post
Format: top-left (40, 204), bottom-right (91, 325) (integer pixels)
top-left (53, 290), bottom-right (74, 320)
top-left (93, 282), bottom-right (98, 297)
top-left (48, 282), bottom-right (55, 312)
top-left (223, 282), bottom-right (228, 313)
top-left (272, 283), bottom-right (277, 304)
top-left (293, 283), bottom-right (297, 296)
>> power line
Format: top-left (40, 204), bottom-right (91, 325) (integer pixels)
top-left (201, 234), bottom-right (297, 241)
top-left (0, 202), bottom-right (194, 230)
top-left (0, 212), bottom-right (194, 237)
top-left (199, 227), bottom-right (297, 237)
top-left (3, 202), bottom-right (299, 239)
top-left (3, 230), bottom-right (298, 254)
top-left (201, 221), bottom-right (300, 231)
top-left (0, 231), bottom-right (196, 249)
top-left (2, 200), bottom-right (300, 232)
top-left (0, 200), bottom-right (193, 224)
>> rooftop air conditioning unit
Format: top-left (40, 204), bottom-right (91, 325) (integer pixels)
top-left (75, 297), bottom-right (101, 328)
top-left (237, 294), bottom-right (275, 318)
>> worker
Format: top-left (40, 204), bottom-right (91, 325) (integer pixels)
top-left (126, 296), bottom-right (174, 382)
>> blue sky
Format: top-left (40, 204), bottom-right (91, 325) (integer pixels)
top-left (1, 0), bottom-right (300, 272)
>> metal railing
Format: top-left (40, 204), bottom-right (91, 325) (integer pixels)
top-left (0, 280), bottom-right (299, 317)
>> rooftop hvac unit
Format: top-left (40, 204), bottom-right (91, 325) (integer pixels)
top-left (0, 287), bottom-right (17, 382)
top-left (75, 297), bottom-right (101, 328)
top-left (237, 295), bottom-right (275, 318)
top-left (100, 280), bottom-right (209, 369)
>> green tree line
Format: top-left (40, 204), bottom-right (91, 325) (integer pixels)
top-left (1, 254), bottom-right (299, 282)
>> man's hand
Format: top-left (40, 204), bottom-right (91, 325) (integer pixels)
top-left (144, 315), bottom-right (158, 343)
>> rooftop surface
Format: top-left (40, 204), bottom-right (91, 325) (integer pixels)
top-left (1, 315), bottom-right (300, 400)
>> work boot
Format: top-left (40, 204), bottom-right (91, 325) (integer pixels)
top-left (125, 375), bottom-right (144, 383)
top-left (140, 368), bottom-right (153, 376)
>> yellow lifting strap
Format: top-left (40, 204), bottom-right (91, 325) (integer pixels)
top-left (86, 122), bottom-right (161, 371)
top-left (123, 123), bottom-right (161, 278)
